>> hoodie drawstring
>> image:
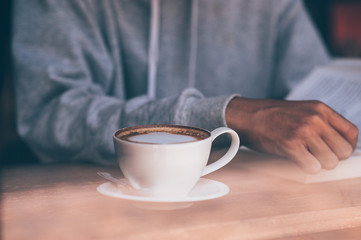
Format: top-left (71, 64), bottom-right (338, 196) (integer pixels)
top-left (148, 0), bottom-right (199, 99)
top-left (148, 0), bottom-right (160, 100)
top-left (188, 0), bottom-right (199, 88)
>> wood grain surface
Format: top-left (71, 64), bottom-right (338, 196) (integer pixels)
top-left (2, 150), bottom-right (361, 240)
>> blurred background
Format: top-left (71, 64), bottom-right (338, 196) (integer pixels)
top-left (1, 0), bottom-right (361, 166)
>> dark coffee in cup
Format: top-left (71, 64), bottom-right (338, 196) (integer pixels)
top-left (115, 125), bottom-right (209, 144)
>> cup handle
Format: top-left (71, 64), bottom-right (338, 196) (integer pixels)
top-left (201, 127), bottom-right (240, 176)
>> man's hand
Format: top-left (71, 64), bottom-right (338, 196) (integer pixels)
top-left (226, 97), bottom-right (359, 173)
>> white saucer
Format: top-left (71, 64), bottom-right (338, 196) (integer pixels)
top-left (97, 178), bottom-right (229, 210)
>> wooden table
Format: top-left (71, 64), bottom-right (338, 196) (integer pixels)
top-left (2, 149), bottom-right (361, 240)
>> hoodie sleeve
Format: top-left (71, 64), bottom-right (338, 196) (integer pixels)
top-left (12, 0), bottom-right (234, 165)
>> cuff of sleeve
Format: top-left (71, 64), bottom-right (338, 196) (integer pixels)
top-left (175, 88), bottom-right (240, 131)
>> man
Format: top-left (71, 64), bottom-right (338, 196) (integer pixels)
top-left (12, 0), bottom-right (358, 173)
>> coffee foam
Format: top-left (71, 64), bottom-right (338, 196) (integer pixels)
top-left (129, 132), bottom-right (197, 144)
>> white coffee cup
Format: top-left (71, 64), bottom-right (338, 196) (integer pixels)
top-left (113, 124), bottom-right (240, 198)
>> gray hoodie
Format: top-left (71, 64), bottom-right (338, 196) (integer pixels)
top-left (12, 0), bottom-right (329, 165)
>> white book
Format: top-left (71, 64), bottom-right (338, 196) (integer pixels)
top-left (241, 148), bottom-right (361, 183)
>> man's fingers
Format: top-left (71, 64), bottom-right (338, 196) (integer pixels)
top-left (326, 108), bottom-right (359, 149)
top-left (321, 126), bottom-right (354, 160)
top-left (287, 145), bottom-right (321, 174)
top-left (307, 135), bottom-right (339, 170)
